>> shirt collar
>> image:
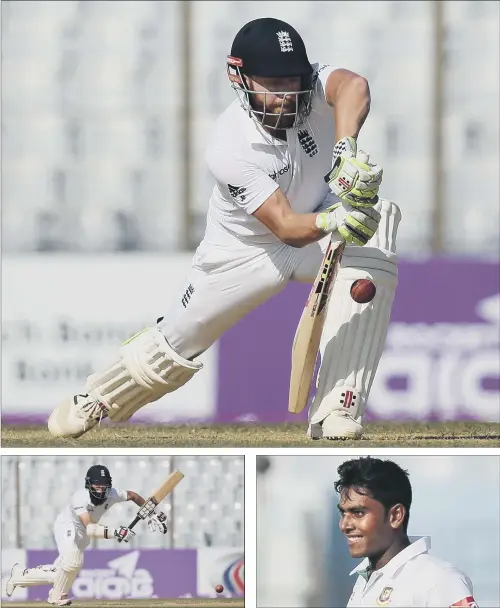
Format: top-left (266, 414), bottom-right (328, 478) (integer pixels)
top-left (349, 536), bottom-right (431, 580)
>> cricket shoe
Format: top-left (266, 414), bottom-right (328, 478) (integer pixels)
top-left (48, 590), bottom-right (72, 606)
top-left (48, 393), bottom-right (109, 439)
top-left (5, 563), bottom-right (23, 597)
top-left (308, 411), bottom-right (364, 440)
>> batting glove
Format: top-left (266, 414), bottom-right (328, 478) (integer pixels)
top-left (114, 526), bottom-right (136, 543)
top-left (316, 201), bottom-right (381, 246)
top-left (147, 511), bottom-right (168, 535)
top-left (325, 136), bottom-right (382, 207)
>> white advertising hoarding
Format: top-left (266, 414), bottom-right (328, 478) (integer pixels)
top-left (2, 254), bottom-right (218, 422)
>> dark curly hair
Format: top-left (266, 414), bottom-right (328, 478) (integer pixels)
top-left (334, 457), bottom-right (412, 532)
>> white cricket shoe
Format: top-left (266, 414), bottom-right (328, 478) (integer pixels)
top-left (48, 394), bottom-right (109, 439)
top-left (308, 410), bottom-right (364, 440)
top-left (48, 590), bottom-right (72, 606)
top-left (6, 563), bottom-right (23, 597)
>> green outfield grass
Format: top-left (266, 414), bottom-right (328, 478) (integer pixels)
top-left (2, 421), bottom-right (499, 447)
top-left (7, 599), bottom-right (244, 608)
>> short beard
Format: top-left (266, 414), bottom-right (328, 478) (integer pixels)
top-left (252, 97), bottom-right (298, 130)
top-left (262, 112), bottom-right (296, 130)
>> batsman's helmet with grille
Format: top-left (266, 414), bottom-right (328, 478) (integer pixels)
top-left (85, 464), bottom-right (112, 505)
top-left (227, 18), bottom-right (314, 129)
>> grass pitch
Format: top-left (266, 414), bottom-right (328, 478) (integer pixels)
top-left (2, 421), bottom-right (499, 447)
top-left (8, 600), bottom-right (244, 608)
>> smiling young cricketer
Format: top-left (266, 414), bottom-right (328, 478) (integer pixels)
top-left (336, 457), bottom-right (478, 608)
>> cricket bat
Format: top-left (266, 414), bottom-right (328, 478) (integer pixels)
top-left (119, 470), bottom-right (184, 539)
top-left (288, 239), bottom-right (345, 414)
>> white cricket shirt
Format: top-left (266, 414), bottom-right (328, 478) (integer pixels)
top-left (204, 63), bottom-right (341, 245)
top-left (347, 537), bottom-right (477, 607)
top-left (56, 488), bottom-right (128, 535)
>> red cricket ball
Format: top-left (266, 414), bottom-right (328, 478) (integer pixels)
top-left (350, 279), bottom-right (376, 304)
top-left (215, 584), bottom-right (224, 593)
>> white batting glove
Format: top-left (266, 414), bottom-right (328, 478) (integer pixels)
top-left (325, 136), bottom-right (383, 207)
top-left (147, 511), bottom-right (168, 535)
top-left (316, 201), bottom-right (381, 246)
top-left (114, 526), bottom-right (136, 543)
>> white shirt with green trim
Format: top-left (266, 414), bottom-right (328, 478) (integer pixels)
top-left (347, 537), bottom-right (477, 608)
top-left (204, 63), bottom-right (341, 245)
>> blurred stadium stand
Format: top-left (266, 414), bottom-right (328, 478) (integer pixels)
top-left (2, 0), bottom-right (498, 255)
top-left (1, 455), bottom-right (244, 551)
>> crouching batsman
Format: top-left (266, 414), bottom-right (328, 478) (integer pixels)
top-left (6, 465), bottom-right (167, 606)
top-left (48, 17), bottom-right (401, 441)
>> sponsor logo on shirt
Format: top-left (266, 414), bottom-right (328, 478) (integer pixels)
top-left (181, 284), bottom-right (195, 308)
top-left (450, 597), bottom-right (478, 608)
top-left (377, 586), bottom-right (394, 606)
top-left (268, 163), bottom-right (290, 181)
top-left (228, 184), bottom-right (247, 203)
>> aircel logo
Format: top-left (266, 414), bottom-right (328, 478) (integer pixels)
top-left (269, 163), bottom-right (290, 181)
top-left (72, 552), bottom-right (154, 599)
top-left (371, 293), bottom-right (500, 421)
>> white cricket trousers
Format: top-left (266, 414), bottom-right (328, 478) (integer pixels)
top-left (53, 518), bottom-right (89, 558)
top-left (19, 519), bottom-right (88, 586)
top-left (160, 232), bottom-right (327, 360)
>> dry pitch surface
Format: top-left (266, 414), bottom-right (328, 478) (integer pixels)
top-left (7, 600), bottom-right (243, 608)
top-left (2, 422), bottom-right (499, 447)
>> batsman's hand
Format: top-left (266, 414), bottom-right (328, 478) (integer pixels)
top-left (147, 511), bottom-right (168, 535)
top-left (325, 136), bottom-right (382, 207)
top-left (316, 201), bottom-right (381, 246)
top-left (114, 526), bottom-right (136, 543)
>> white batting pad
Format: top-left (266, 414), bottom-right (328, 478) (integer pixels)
top-left (86, 326), bottom-right (203, 422)
top-left (11, 564), bottom-right (57, 587)
top-left (309, 200), bottom-right (401, 426)
top-left (369, 198), bottom-right (401, 253)
top-left (48, 326), bottom-right (204, 438)
top-left (51, 550), bottom-right (83, 599)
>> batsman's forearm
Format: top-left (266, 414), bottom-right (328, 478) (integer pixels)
top-left (279, 212), bottom-right (329, 248)
top-left (333, 77), bottom-right (371, 142)
top-left (127, 490), bottom-right (146, 507)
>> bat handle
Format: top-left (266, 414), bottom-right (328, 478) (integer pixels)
top-left (117, 516), bottom-right (140, 543)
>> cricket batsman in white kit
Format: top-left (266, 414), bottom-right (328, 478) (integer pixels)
top-left (48, 17), bottom-right (401, 441)
top-left (5, 465), bottom-right (168, 606)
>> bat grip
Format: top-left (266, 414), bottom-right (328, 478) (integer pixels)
top-left (117, 516), bottom-right (140, 543)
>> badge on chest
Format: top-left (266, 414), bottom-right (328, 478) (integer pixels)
top-left (377, 586), bottom-right (394, 606)
top-left (297, 129), bottom-right (318, 157)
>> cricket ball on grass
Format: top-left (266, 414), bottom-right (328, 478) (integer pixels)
top-left (215, 584), bottom-right (224, 594)
top-left (350, 279), bottom-right (376, 304)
